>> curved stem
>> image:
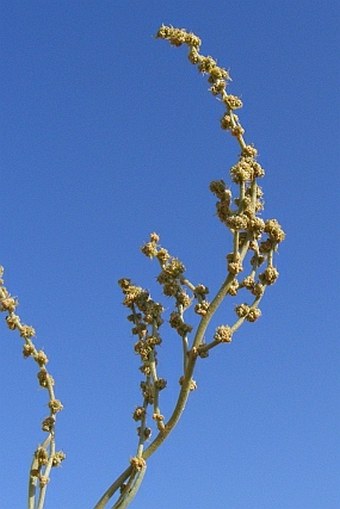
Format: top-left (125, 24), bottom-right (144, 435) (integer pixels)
top-left (36, 437), bottom-right (55, 509)
top-left (28, 457), bottom-right (38, 509)
top-left (93, 465), bottom-right (133, 509)
top-left (111, 466), bottom-right (146, 509)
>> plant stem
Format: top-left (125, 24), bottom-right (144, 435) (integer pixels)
top-left (93, 465), bottom-right (133, 509)
top-left (111, 466), bottom-right (146, 509)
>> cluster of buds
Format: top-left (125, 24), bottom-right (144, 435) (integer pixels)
top-left (158, 26), bottom-right (231, 102)
top-left (240, 275), bottom-right (265, 298)
top-left (119, 278), bottom-right (163, 326)
top-left (141, 234), bottom-right (213, 340)
top-left (157, 25), bottom-right (241, 113)
top-left (193, 283), bottom-right (210, 318)
top-left (137, 425), bottom-right (152, 440)
top-left (118, 278), bottom-right (164, 368)
top-left (235, 303), bottom-right (262, 322)
top-left (52, 450), bottom-right (66, 467)
top-left (130, 456), bottom-right (146, 472)
top-left (141, 233), bottom-right (186, 299)
top-left (214, 325), bottom-right (233, 343)
top-left (118, 275), bottom-right (168, 447)
top-left (156, 25), bottom-right (201, 49)
top-left (169, 310), bottom-right (192, 337)
top-left (141, 233), bottom-right (202, 338)
top-left (31, 446), bottom-right (65, 487)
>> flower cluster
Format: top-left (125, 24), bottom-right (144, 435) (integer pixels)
top-left (118, 277), bottom-right (164, 368)
top-left (156, 25), bottom-right (201, 49)
top-left (130, 456), bottom-right (146, 472)
top-left (235, 303), bottom-right (262, 322)
top-left (140, 233), bottom-right (210, 338)
top-left (214, 325), bottom-right (233, 343)
top-left (118, 276), bottom-right (167, 445)
top-left (31, 447), bottom-right (66, 487)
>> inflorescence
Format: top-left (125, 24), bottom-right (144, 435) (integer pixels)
top-left (115, 29), bottom-right (285, 500)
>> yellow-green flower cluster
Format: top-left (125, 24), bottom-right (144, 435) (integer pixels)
top-left (169, 310), bottom-right (193, 336)
top-left (156, 25), bottom-right (201, 49)
top-left (119, 278), bottom-right (164, 329)
top-left (130, 456), bottom-right (146, 472)
top-left (157, 25), bottom-right (240, 112)
top-left (118, 274), bottom-right (168, 444)
top-left (141, 233), bottom-right (198, 337)
top-left (118, 278), bottom-right (164, 370)
top-left (235, 303), bottom-right (262, 322)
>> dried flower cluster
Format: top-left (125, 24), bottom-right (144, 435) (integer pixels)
top-left (118, 276), bottom-right (165, 440)
top-left (0, 266), bottom-right (65, 509)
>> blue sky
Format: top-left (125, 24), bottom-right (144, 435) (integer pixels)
top-left (1, 1), bottom-right (339, 508)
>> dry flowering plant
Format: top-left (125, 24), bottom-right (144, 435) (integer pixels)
top-left (1, 25), bottom-right (284, 509)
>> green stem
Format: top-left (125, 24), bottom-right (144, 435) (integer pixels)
top-left (36, 437), bottom-right (55, 509)
top-left (111, 466), bottom-right (146, 509)
top-left (93, 465), bottom-right (133, 509)
top-left (28, 457), bottom-right (38, 509)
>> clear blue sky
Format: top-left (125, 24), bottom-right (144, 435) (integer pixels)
top-left (1, 1), bottom-right (339, 508)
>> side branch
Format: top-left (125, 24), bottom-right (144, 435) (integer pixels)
top-left (0, 266), bottom-right (65, 509)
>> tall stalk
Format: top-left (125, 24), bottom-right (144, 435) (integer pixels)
top-left (94, 25), bottom-right (285, 509)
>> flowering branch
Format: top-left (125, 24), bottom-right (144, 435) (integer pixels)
top-left (0, 266), bottom-right (65, 509)
top-left (93, 25), bottom-right (285, 509)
